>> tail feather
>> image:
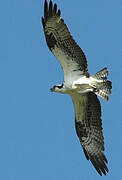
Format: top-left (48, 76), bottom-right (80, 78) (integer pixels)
top-left (92, 68), bottom-right (112, 101)
top-left (97, 81), bottom-right (112, 95)
top-left (92, 67), bottom-right (108, 81)
top-left (95, 89), bottom-right (109, 101)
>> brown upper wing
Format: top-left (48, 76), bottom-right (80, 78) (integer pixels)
top-left (71, 92), bottom-right (109, 176)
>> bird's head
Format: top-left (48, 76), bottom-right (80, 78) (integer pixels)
top-left (50, 84), bottom-right (64, 93)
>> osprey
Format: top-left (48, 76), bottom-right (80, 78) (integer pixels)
top-left (42, 0), bottom-right (112, 176)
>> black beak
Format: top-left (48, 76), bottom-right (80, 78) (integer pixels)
top-left (50, 87), bottom-right (55, 92)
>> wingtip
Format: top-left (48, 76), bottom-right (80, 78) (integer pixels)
top-left (90, 153), bottom-right (109, 176)
top-left (53, 3), bottom-right (57, 14)
top-left (49, 0), bottom-right (53, 16)
top-left (44, 0), bottom-right (48, 5)
top-left (43, 0), bottom-right (61, 20)
top-left (44, 0), bottom-right (48, 19)
top-left (57, 9), bottom-right (61, 16)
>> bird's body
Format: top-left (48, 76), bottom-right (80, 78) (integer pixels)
top-left (42, 0), bottom-right (112, 176)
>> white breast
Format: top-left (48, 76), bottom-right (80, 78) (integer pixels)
top-left (72, 76), bottom-right (103, 88)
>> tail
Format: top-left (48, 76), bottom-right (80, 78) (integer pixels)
top-left (92, 68), bottom-right (112, 101)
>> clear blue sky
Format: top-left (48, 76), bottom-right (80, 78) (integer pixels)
top-left (1, 0), bottom-right (122, 179)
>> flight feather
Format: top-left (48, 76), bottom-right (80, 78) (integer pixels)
top-left (71, 92), bottom-right (108, 176)
top-left (42, 0), bottom-right (89, 84)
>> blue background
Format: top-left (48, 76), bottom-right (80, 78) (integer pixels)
top-left (2, 0), bottom-right (122, 179)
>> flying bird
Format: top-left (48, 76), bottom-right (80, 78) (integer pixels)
top-left (42, 0), bottom-right (112, 176)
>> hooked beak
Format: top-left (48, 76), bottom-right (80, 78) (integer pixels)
top-left (50, 87), bottom-right (55, 92)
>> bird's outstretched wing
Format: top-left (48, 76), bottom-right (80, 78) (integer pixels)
top-left (42, 0), bottom-right (89, 84)
top-left (71, 92), bottom-right (109, 176)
